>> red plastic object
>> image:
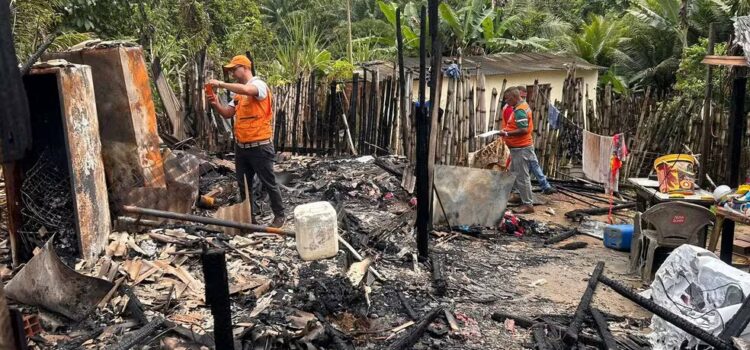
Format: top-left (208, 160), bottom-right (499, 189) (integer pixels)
top-left (22, 314), bottom-right (42, 338)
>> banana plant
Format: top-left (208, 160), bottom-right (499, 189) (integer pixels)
top-left (438, 0), bottom-right (496, 54)
top-left (376, 0), bottom-right (420, 51)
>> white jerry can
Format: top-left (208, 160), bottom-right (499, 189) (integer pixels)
top-left (293, 201), bottom-right (339, 260)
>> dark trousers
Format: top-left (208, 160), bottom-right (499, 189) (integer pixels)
top-left (235, 143), bottom-right (285, 217)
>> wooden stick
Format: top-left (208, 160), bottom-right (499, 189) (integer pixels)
top-left (388, 307), bottom-right (444, 350)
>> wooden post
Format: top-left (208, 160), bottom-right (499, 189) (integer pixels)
top-left (442, 77), bottom-right (455, 164)
top-left (360, 69), bottom-right (368, 155)
top-left (350, 74), bottom-right (360, 152)
top-left (427, 0), bottom-right (443, 228)
top-left (721, 67), bottom-right (747, 264)
top-left (698, 23), bottom-right (716, 187)
top-left (292, 76), bottom-right (301, 154)
top-left (201, 249), bottom-right (234, 350)
top-left (476, 73), bottom-right (486, 148)
top-left (468, 84), bottom-right (476, 152)
top-left (396, 8), bottom-right (410, 158)
top-left (416, 5), bottom-right (430, 260)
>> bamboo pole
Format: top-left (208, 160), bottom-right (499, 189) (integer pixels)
top-left (476, 73), bottom-right (487, 149)
top-left (489, 87), bottom-right (497, 133)
top-left (468, 82), bottom-right (476, 152)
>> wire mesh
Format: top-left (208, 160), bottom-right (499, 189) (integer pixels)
top-left (19, 148), bottom-right (78, 257)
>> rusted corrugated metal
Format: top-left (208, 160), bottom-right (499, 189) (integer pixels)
top-left (45, 44), bottom-right (166, 203)
top-left (7, 62), bottom-right (111, 262)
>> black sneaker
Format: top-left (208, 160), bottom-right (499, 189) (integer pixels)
top-left (542, 187), bottom-right (557, 195)
top-left (270, 216), bottom-right (286, 228)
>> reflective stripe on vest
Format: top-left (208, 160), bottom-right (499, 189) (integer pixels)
top-left (505, 101), bottom-right (534, 148)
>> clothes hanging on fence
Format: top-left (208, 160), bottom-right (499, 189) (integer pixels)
top-left (548, 104), bottom-right (561, 130)
top-left (559, 118), bottom-right (583, 162)
top-left (582, 130), bottom-right (627, 193)
top-left (443, 63), bottom-right (461, 79)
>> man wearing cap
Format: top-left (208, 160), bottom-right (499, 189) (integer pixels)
top-left (207, 55), bottom-right (285, 228)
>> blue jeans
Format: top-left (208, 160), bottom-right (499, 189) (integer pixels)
top-left (529, 159), bottom-right (551, 190)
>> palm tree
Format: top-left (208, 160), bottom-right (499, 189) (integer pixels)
top-left (615, 22), bottom-right (681, 93)
top-left (260, 0), bottom-right (308, 28)
top-left (560, 15), bottom-right (625, 67)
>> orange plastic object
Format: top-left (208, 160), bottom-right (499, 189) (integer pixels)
top-left (205, 83), bottom-right (215, 98)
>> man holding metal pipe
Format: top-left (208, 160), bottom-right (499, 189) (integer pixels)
top-left (206, 55), bottom-right (285, 228)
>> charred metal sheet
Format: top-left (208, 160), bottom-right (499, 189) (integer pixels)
top-left (432, 165), bottom-right (516, 227)
top-left (45, 45), bottom-right (166, 203)
top-left (121, 150), bottom-right (199, 215)
top-left (4, 239), bottom-right (113, 321)
top-left (11, 63), bottom-right (111, 261)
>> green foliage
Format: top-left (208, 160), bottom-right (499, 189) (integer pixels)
top-left (674, 38), bottom-right (727, 97)
top-left (268, 17), bottom-right (334, 83)
top-left (328, 60), bottom-right (355, 80)
top-left (560, 15), bottom-right (625, 66)
top-left (11, 0), bottom-right (733, 95)
top-left (615, 21), bottom-right (681, 93)
top-left (599, 68), bottom-right (629, 94)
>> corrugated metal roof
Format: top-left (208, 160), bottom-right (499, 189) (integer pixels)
top-left (734, 16), bottom-right (750, 67)
top-left (361, 52), bottom-right (601, 77)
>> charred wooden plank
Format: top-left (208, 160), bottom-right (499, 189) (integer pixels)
top-left (719, 295), bottom-right (750, 340)
top-left (201, 249), bottom-right (234, 350)
top-left (431, 254), bottom-right (447, 297)
top-left (563, 261), bottom-right (604, 346)
top-left (396, 290), bottom-right (419, 321)
top-left (490, 312), bottom-right (604, 348)
top-left (544, 229), bottom-right (578, 245)
top-left (590, 308), bottom-right (618, 349)
top-left (388, 307), bottom-right (444, 350)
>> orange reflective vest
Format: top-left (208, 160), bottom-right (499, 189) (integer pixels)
top-left (233, 88), bottom-right (273, 143)
top-left (504, 101), bottom-right (533, 148)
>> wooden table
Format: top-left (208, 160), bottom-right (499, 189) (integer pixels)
top-left (628, 178), bottom-right (715, 212)
top-left (709, 207), bottom-right (750, 265)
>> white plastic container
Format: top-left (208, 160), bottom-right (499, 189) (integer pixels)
top-left (293, 201), bottom-right (339, 260)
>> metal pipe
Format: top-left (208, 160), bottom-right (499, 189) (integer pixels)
top-left (121, 205), bottom-right (294, 236)
top-left (598, 274), bottom-right (732, 350)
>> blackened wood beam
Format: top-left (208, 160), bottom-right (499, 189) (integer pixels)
top-left (590, 307), bottom-right (618, 350)
top-left (563, 261), bottom-right (604, 345)
top-left (201, 249), bottom-right (234, 350)
top-left (415, 5), bottom-right (430, 260)
top-left (718, 295), bottom-right (750, 341)
top-left (388, 307), bottom-right (444, 350)
top-left (598, 274), bottom-right (732, 350)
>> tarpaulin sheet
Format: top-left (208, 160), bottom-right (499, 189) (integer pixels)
top-left (432, 165), bottom-right (516, 227)
top-left (648, 244), bottom-right (750, 349)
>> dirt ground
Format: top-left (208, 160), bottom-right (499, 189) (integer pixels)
top-left (265, 158), bottom-right (655, 349)
top-left (362, 191), bottom-right (654, 349)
